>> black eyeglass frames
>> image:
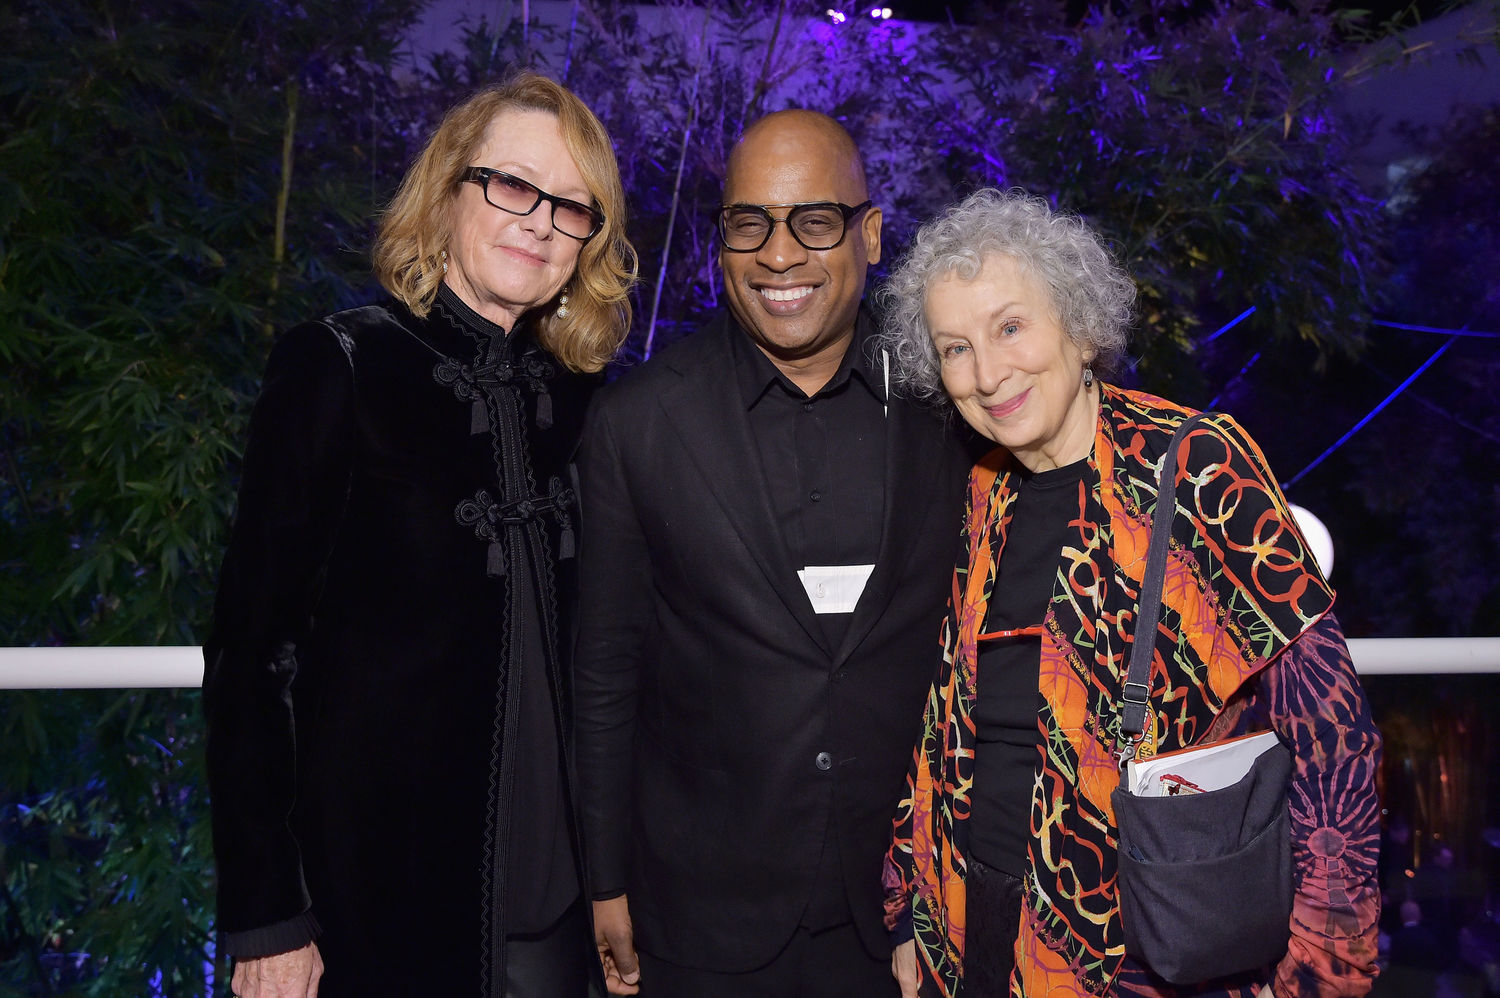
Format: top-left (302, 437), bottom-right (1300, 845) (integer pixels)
top-left (716, 200), bottom-right (874, 252)
top-left (461, 167), bottom-right (605, 241)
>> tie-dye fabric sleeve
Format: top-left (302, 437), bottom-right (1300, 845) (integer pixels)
top-left (1260, 613), bottom-right (1382, 996)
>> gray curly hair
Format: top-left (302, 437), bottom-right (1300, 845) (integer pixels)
top-left (873, 188), bottom-right (1135, 405)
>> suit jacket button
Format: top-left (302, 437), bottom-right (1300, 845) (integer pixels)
top-left (815, 751), bottom-right (832, 771)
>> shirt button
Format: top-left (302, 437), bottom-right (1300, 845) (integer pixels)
top-left (803, 402), bottom-right (815, 412)
top-left (809, 490), bottom-right (822, 502)
top-left (815, 751), bottom-right (833, 771)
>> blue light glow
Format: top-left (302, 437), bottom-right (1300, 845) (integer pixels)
top-left (1204, 305), bottom-right (1257, 344)
top-left (1282, 336), bottom-right (1458, 491)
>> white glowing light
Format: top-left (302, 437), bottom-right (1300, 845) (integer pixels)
top-left (881, 6), bottom-right (893, 16)
top-left (1289, 503), bottom-right (1335, 579)
top-left (826, 8), bottom-right (846, 22)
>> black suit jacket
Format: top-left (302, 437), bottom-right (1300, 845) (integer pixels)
top-left (574, 310), bottom-right (972, 971)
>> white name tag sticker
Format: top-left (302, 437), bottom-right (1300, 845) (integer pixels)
top-left (797, 564), bottom-right (876, 614)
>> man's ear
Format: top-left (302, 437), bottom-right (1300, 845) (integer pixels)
top-left (862, 204), bottom-right (883, 266)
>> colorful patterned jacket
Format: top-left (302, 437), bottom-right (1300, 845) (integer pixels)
top-left (882, 386), bottom-right (1381, 996)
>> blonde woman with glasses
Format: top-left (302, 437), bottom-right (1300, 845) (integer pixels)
top-left (203, 72), bottom-right (636, 998)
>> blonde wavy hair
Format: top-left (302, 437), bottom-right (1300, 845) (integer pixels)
top-left (373, 72), bottom-right (637, 373)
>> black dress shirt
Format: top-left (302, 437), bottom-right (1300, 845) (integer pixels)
top-left (728, 316), bottom-right (886, 650)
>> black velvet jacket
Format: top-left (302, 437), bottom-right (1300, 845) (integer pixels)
top-left (202, 288), bottom-right (596, 995)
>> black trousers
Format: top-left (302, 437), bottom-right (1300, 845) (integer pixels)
top-left (964, 858), bottom-right (1024, 997)
top-left (635, 920), bottom-right (898, 998)
top-left (504, 898), bottom-right (593, 998)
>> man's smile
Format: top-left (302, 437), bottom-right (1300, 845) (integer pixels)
top-left (757, 285), bottom-right (814, 302)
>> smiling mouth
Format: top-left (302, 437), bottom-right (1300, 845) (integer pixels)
top-left (758, 286), bottom-right (814, 303)
top-left (499, 244), bottom-right (548, 265)
top-left (985, 390), bottom-right (1029, 419)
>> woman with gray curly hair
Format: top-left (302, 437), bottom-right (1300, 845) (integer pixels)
top-left (878, 189), bottom-right (1380, 996)
top-left (877, 188), bottom-right (1133, 413)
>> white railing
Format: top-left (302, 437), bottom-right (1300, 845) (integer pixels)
top-left (1344, 637), bottom-right (1500, 674)
top-left (0, 639), bottom-right (1498, 689)
top-left (0, 647), bottom-right (205, 689)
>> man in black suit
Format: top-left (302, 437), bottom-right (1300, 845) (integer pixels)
top-left (575, 109), bottom-right (972, 997)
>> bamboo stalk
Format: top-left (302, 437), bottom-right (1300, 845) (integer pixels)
top-left (562, 0), bottom-right (580, 82)
top-left (747, 0), bottom-right (788, 122)
top-left (643, 9), bottom-right (709, 359)
top-left (265, 79), bottom-right (299, 337)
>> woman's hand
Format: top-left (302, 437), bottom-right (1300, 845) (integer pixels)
top-left (230, 943), bottom-right (323, 998)
top-left (892, 939), bottom-right (919, 998)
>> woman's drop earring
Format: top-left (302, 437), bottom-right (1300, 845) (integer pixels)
top-left (1082, 364), bottom-right (1095, 389)
top-left (441, 250), bottom-right (449, 274)
top-left (556, 288), bottom-right (570, 319)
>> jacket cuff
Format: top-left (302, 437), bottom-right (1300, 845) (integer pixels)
top-left (221, 909), bottom-right (321, 959)
top-left (888, 907), bottom-right (914, 946)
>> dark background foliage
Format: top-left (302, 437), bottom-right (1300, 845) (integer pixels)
top-left (1, 0), bottom-right (1496, 992)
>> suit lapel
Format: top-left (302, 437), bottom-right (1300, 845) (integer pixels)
top-left (656, 317), bottom-right (832, 654)
top-left (834, 379), bottom-right (951, 666)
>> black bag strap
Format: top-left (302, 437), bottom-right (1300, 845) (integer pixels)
top-left (1117, 412), bottom-right (1215, 765)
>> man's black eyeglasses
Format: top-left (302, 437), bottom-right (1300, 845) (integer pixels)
top-left (462, 167), bottom-right (605, 241)
top-left (716, 200), bottom-right (873, 253)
